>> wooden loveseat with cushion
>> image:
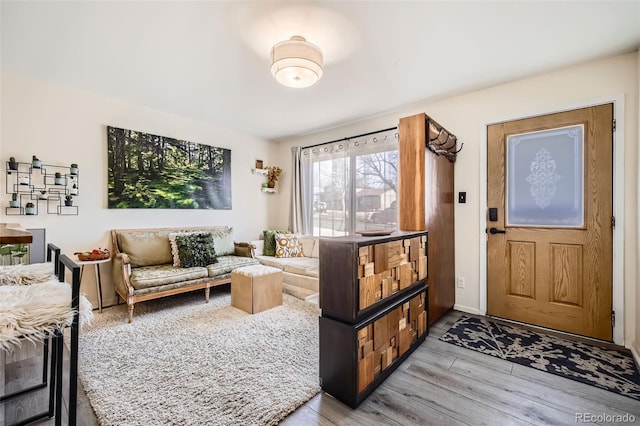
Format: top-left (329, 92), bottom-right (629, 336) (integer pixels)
top-left (111, 226), bottom-right (258, 322)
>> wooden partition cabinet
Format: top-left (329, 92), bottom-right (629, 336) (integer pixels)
top-left (319, 231), bottom-right (428, 407)
top-left (398, 113), bottom-right (456, 325)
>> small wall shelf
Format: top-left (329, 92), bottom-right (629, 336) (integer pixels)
top-left (261, 188), bottom-right (277, 193)
top-left (252, 168), bottom-right (268, 175)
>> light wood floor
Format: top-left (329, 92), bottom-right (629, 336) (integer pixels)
top-left (3, 310), bottom-right (639, 425)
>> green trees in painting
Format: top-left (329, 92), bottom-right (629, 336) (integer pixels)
top-left (107, 126), bottom-right (231, 209)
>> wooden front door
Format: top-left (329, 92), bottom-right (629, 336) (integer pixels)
top-left (487, 104), bottom-right (613, 341)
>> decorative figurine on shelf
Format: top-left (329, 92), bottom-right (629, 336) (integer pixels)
top-left (70, 183), bottom-right (78, 195)
top-left (39, 190), bottom-right (48, 200)
top-left (70, 163), bottom-right (78, 175)
top-left (25, 202), bottom-right (35, 215)
top-left (65, 195), bottom-right (73, 207)
top-left (54, 172), bottom-right (64, 185)
top-left (8, 157), bottom-right (18, 171)
top-left (32, 155), bottom-right (41, 169)
top-left (266, 166), bottom-right (282, 189)
top-left (9, 193), bottom-right (19, 208)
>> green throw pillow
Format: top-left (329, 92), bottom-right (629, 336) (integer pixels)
top-left (175, 232), bottom-right (217, 268)
top-left (263, 229), bottom-right (290, 256)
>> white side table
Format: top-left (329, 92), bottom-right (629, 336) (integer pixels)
top-left (76, 257), bottom-right (110, 313)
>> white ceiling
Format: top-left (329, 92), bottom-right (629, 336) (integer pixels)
top-left (2, 1), bottom-right (639, 141)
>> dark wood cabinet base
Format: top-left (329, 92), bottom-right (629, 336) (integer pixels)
top-left (320, 286), bottom-right (428, 408)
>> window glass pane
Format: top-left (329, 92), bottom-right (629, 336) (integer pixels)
top-left (506, 125), bottom-right (584, 227)
top-left (313, 157), bottom-right (349, 237)
top-left (303, 130), bottom-right (398, 236)
top-left (356, 150), bottom-right (397, 232)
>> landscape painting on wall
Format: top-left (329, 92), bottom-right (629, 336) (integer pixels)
top-left (107, 126), bottom-right (231, 209)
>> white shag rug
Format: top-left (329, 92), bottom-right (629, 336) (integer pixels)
top-left (77, 289), bottom-right (321, 426)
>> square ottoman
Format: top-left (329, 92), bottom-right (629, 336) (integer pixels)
top-left (231, 264), bottom-right (283, 314)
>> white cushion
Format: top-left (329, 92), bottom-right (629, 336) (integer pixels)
top-left (251, 240), bottom-right (264, 256)
top-left (311, 239), bottom-right (320, 258)
top-left (232, 264), bottom-right (282, 277)
top-left (211, 227), bottom-right (235, 255)
top-left (298, 236), bottom-right (316, 258)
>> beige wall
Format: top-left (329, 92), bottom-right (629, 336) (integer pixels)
top-left (0, 73), bottom-right (276, 308)
top-left (274, 52), bottom-right (639, 348)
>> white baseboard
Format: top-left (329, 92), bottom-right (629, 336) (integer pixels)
top-left (630, 344), bottom-right (640, 368)
top-left (453, 304), bottom-right (482, 315)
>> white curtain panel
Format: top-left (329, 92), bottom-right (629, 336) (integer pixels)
top-left (296, 128), bottom-right (398, 236)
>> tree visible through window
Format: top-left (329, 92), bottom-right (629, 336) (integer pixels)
top-left (301, 130), bottom-right (398, 236)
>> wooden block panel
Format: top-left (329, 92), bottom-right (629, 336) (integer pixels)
top-left (398, 328), bottom-right (411, 354)
top-left (322, 231), bottom-right (427, 325)
top-left (357, 327), bottom-right (368, 341)
top-left (418, 255), bottom-right (427, 280)
top-left (363, 339), bottom-right (373, 357)
top-left (374, 315), bottom-right (389, 351)
top-left (356, 288), bottom-right (427, 399)
top-left (360, 237), bottom-right (427, 311)
top-left (380, 347), bottom-right (390, 369)
top-left (410, 294), bottom-right (420, 324)
top-left (399, 263), bottom-right (413, 289)
top-left (398, 317), bottom-right (407, 331)
top-left (387, 241), bottom-right (404, 269)
top-left (374, 243), bottom-right (389, 273)
top-left (410, 237), bottom-right (421, 262)
top-left (382, 278), bottom-right (391, 298)
top-left (385, 346), bottom-right (394, 367)
top-left (358, 352), bottom-right (375, 393)
top-left (417, 311), bottom-right (427, 336)
top-left (359, 275), bottom-right (380, 310)
top-left (363, 262), bottom-right (374, 277)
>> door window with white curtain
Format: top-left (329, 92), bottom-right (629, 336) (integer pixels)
top-left (300, 128), bottom-right (398, 236)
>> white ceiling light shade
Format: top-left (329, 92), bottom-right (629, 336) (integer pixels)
top-left (270, 36), bottom-right (323, 88)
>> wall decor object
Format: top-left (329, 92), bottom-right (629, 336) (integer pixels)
top-left (107, 126), bottom-right (231, 209)
top-left (5, 158), bottom-right (80, 216)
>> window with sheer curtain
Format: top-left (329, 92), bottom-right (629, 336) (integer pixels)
top-left (297, 129), bottom-right (398, 236)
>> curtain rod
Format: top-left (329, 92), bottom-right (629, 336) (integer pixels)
top-left (302, 126), bottom-right (398, 150)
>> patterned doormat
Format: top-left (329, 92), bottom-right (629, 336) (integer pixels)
top-left (440, 316), bottom-right (640, 401)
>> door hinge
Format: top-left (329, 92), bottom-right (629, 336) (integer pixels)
top-left (612, 216), bottom-right (616, 228)
top-left (612, 119), bottom-right (616, 132)
top-left (612, 311), bottom-right (616, 328)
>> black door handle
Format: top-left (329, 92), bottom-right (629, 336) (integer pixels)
top-left (489, 227), bottom-right (506, 234)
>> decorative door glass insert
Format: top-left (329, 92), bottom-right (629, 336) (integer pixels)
top-left (506, 125), bottom-right (584, 227)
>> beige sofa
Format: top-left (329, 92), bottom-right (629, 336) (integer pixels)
top-left (112, 226), bottom-right (258, 322)
top-left (250, 235), bottom-right (319, 301)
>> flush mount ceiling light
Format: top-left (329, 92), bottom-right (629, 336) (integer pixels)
top-left (270, 36), bottom-right (323, 88)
